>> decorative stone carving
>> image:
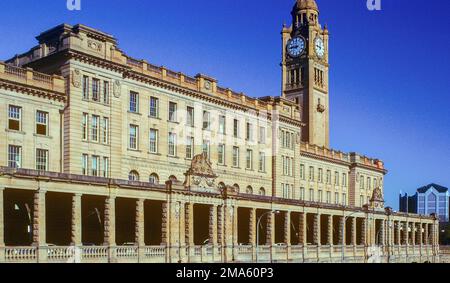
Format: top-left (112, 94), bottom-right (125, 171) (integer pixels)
top-left (113, 80), bottom-right (121, 98)
top-left (370, 187), bottom-right (385, 210)
top-left (87, 40), bottom-right (103, 52)
top-left (183, 152), bottom-right (218, 194)
top-left (72, 69), bottom-right (81, 88)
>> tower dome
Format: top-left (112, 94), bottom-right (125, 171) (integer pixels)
top-left (295, 0), bottom-right (319, 12)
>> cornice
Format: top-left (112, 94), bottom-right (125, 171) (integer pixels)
top-left (0, 78), bottom-right (66, 102)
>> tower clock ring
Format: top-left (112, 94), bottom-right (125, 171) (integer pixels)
top-left (287, 36), bottom-right (306, 58)
top-left (314, 37), bottom-right (325, 58)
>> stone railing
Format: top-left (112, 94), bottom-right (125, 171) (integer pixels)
top-left (0, 244), bottom-right (439, 263)
top-left (0, 61), bottom-right (65, 95)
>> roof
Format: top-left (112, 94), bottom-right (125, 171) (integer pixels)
top-left (417, 183), bottom-right (449, 194)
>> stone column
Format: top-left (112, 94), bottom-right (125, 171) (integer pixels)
top-left (396, 221), bottom-right (401, 245)
top-left (233, 206), bottom-right (238, 247)
top-left (418, 223), bottom-right (423, 246)
top-left (424, 223), bottom-right (429, 245)
top-left (209, 205), bottom-right (218, 246)
top-left (161, 201), bottom-right (169, 247)
top-left (351, 217), bottom-right (357, 246)
top-left (380, 220), bottom-right (386, 246)
top-left (402, 222), bottom-right (408, 245)
top-left (284, 211), bottom-right (291, 245)
top-left (33, 190), bottom-right (47, 262)
top-left (361, 218), bottom-right (367, 246)
top-left (71, 193), bottom-right (82, 246)
top-left (339, 216), bottom-right (345, 246)
top-left (217, 205), bottom-right (224, 247)
top-left (411, 222), bottom-right (416, 246)
top-left (223, 202), bottom-right (234, 262)
top-left (185, 203), bottom-right (194, 247)
top-left (266, 211), bottom-right (274, 245)
top-left (104, 196), bottom-right (116, 247)
top-left (327, 215), bottom-right (333, 246)
top-left (299, 213), bottom-right (306, 245)
top-left (178, 202), bottom-right (186, 262)
top-left (135, 199), bottom-right (145, 246)
top-left (249, 208), bottom-right (256, 246)
top-left (0, 187), bottom-right (4, 262)
top-left (313, 214), bottom-right (320, 246)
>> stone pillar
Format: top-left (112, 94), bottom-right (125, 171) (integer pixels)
top-left (402, 222), bottom-right (408, 245)
top-left (249, 208), bottom-right (256, 246)
top-left (284, 211), bottom-right (291, 245)
top-left (217, 205), bottom-right (224, 247)
top-left (299, 213), bottom-right (306, 245)
top-left (223, 202), bottom-right (234, 262)
top-left (71, 193), bottom-right (82, 246)
top-left (380, 220), bottom-right (386, 246)
top-left (135, 199), bottom-right (145, 246)
top-left (161, 201), bottom-right (169, 247)
top-left (361, 218), bottom-right (367, 246)
top-left (233, 206), bottom-right (238, 247)
top-left (33, 190), bottom-right (47, 262)
top-left (418, 223), bottom-right (423, 246)
top-left (178, 202), bottom-right (186, 262)
top-left (185, 203), bottom-right (194, 247)
top-left (351, 217), bottom-right (357, 246)
top-left (104, 196), bottom-right (116, 246)
top-left (327, 215), bottom-right (333, 246)
top-left (209, 205), bottom-right (218, 246)
top-left (430, 223), bottom-right (435, 246)
top-left (396, 221), bottom-right (401, 245)
top-left (313, 214), bottom-right (320, 246)
top-left (411, 222), bottom-right (416, 246)
top-left (339, 216), bottom-right (345, 246)
top-left (424, 223), bottom-right (429, 245)
top-left (0, 187), bottom-right (4, 262)
top-left (266, 212), bottom-right (274, 245)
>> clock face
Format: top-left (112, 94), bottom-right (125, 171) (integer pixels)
top-left (287, 37), bottom-right (305, 58)
top-left (314, 37), bottom-right (325, 58)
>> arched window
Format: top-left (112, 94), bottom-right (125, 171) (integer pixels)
top-left (218, 182), bottom-right (226, 190)
top-left (233, 184), bottom-right (240, 193)
top-left (149, 173), bottom-right (159, 185)
top-left (259, 187), bottom-right (266, 196)
top-left (129, 170), bottom-right (139, 182)
top-left (169, 175), bottom-right (178, 182)
top-left (246, 186), bottom-right (253, 195)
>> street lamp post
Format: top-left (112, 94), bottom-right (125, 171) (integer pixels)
top-left (256, 210), bottom-right (280, 263)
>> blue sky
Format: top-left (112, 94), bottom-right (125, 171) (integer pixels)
top-left (0, 0), bottom-right (449, 209)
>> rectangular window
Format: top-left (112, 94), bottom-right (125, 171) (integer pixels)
top-left (367, 177), bottom-right (371, 190)
top-left (103, 81), bottom-right (110, 104)
top-left (318, 190), bottom-right (323, 203)
top-left (259, 126), bottom-right (266, 144)
top-left (186, 136), bottom-right (194, 159)
top-left (246, 149), bottom-right (253, 170)
top-left (300, 164), bottom-right (305, 180)
top-left (149, 129), bottom-right (158, 154)
top-left (309, 166), bottom-right (314, 181)
top-left (103, 157), bottom-right (109, 178)
top-left (335, 172), bottom-right (340, 186)
top-left (82, 113), bottom-right (88, 141)
top-left (35, 149), bottom-right (48, 171)
top-left (203, 111), bottom-right (211, 130)
top-left (129, 91), bottom-right (139, 113)
top-left (82, 76), bottom-right (89, 100)
top-left (169, 102), bottom-right (177, 122)
top-left (129, 125), bottom-right (138, 150)
top-left (342, 193), bottom-right (347, 206)
top-left (326, 191), bottom-right (331, 204)
top-left (300, 188), bottom-right (305, 201)
top-left (335, 193), bottom-right (340, 204)
top-left (102, 117), bottom-right (109, 144)
top-left (219, 116), bottom-right (226, 135)
top-left (91, 115), bottom-right (99, 142)
top-left (92, 78), bottom-right (100, 101)
top-left (168, 132), bottom-right (177, 156)
top-left (8, 145), bottom-right (21, 168)
top-left (186, 106), bottom-right (194, 127)
top-left (360, 176), bottom-right (365, 190)
top-left (326, 170), bottom-right (331, 184)
top-left (149, 97), bottom-right (159, 118)
top-left (232, 146), bottom-right (239, 167)
top-left (91, 155), bottom-right (99, 176)
top-left (259, 152), bottom-right (265, 172)
top-left (343, 173), bottom-right (348, 187)
top-left (8, 105), bottom-right (21, 131)
top-left (218, 144), bottom-right (225, 165)
top-left (309, 189), bottom-right (314, 202)
top-left (36, 111), bottom-right (48, 136)
top-left (360, 195), bottom-right (365, 206)
top-left (246, 122), bottom-right (253, 141)
top-left (202, 139), bottom-right (210, 159)
top-left (318, 168), bottom-right (323, 183)
top-left (81, 154), bottom-right (88, 175)
top-left (233, 119), bottom-right (239, 138)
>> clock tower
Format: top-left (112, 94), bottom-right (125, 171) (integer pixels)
top-left (282, 0), bottom-right (330, 148)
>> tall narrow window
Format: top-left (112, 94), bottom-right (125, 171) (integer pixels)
top-left (246, 149), bottom-right (253, 170)
top-left (232, 146), bottom-right (240, 167)
top-left (309, 189), bottom-right (314, 202)
top-left (233, 119), bottom-right (239, 138)
top-left (129, 91), bottom-right (139, 113)
top-left (8, 145), bottom-right (21, 168)
top-left (103, 81), bottom-right (110, 104)
top-left (129, 124), bottom-right (138, 150)
top-left (335, 172), bottom-right (340, 186)
top-left (92, 78), bottom-right (100, 101)
top-left (91, 155), bottom-right (99, 176)
top-left (81, 154), bottom-right (88, 175)
top-left (218, 144), bottom-right (225, 165)
top-left (202, 139), bottom-right (210, 159)
top-left (360, 176), bottom-right (365, 190)
top-left (91, 115), bottom-right (99, 142)
top-left (246, 123), bottom-right (253, 141)
top-left (82, 113), bottom-right (88, 141)
top-left (326, 191), bottom-right (331, 204)
top-left (102, 117), bottom-right (109, 144)
top-left (326, 170), bottom-right (331, 184)
top-left (36, 149), bottom-right (48, 171)
top-left (300, 164), bottom-right (305, 180)
top-left (300, 188), bottom-right (305, 201)
top-left (149, 129), bottom-right (158, 154)
top-left (168, 132), bottom-right (177, 156)
top-left (335, 193), bottom-right (340, 204)
top-left (202, 111), bottom-right (211, 130)
top-left (219, 116), bottom-right (226, 135)
top-left (186, 136), bottom-right (194, 159)
top-left (318, 168), bottom-right (323, 183)
top-left (342, 193), bottom-right (347, 206)
top-left (186, 106), bottom-right (194, 127)
top-left (103, 157), bottom-right (109, 178)
top-left (8, 105), bottom-right (21, 131)
top-left (343, 173), bottom-right (348, 187)
top-left (149, 97), bottom-right (159, 118)
top-left (259, 152), bottom-right (265, 172)
top-left (309, 166), bottom-right (314, 181)
top-left (259, 126), bottom-right (266, 144)
top-left (36, 111), bottom-right (48, 136)
top-left (82, 76), bottom-right (89, 100)
top-left (169, 102), bottom-right (177, 122)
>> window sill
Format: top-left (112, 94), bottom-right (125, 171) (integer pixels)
top-left (33, 134), bottom-right (52, 139)
top-left (127, 148), bottom-right (142, 153)
top-left (245, 168), bottom-right (254, 172)
top-left (231, 166), bottom-right (241, 169)
top-left (167, 120), bottom-right (179, 124)
top-left (148, 152), bottom-right (161, 156)
top-left (167, 155), bottom-right (180, 159)
top-left (5, 129), bottom-right (26, 135)
top-left (128, 111), bottom-right (142, 116)
top-left (217, 164), bottom-right (227, 167)
top-left (148, 116), bottom-right (161, 120)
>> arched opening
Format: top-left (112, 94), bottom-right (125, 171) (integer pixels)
top-left (246, 186), bottom-right (253, 195)
top-left (259, 187), bottom-right (266, 196)
top-left (233, 184), bottom-right (240, 193)
top-left (128, 170), bottom-right (140, 182)
top-left (218, 182), bottom-right (226, 190)
top-left (149, 173), bottom-right (159, 185)
top-left (169, 175), bottom-right (178, 182)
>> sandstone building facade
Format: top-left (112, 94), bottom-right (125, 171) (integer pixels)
top-left (0, 0), bottom-right (440, 263)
